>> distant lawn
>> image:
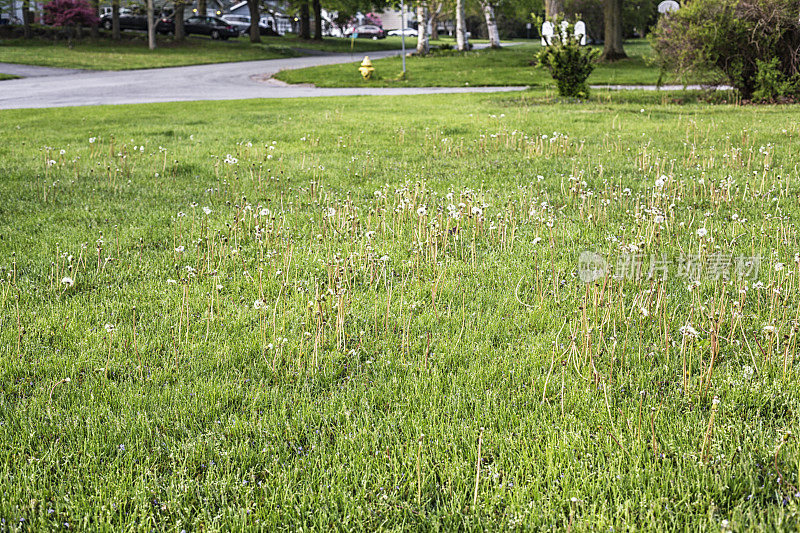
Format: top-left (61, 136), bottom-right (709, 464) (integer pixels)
top-left (0, 73), bottom-right (19, 80)
top-left (0, 35), bottom-right (294, 70)
top-left (0, 33), bottom-right (417, 71)
top-left (275, 40), bottom-right (666, 88)
top-left (265, 34), bottom-right (419, 53)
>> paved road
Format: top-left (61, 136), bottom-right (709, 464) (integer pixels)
top-left (0, 48), bottom-right (526, 109)
top-left (0, 63), bottom-right (90, 77)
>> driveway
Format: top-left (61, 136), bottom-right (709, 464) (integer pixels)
top-left (0, 47), bottom-right (526, 109)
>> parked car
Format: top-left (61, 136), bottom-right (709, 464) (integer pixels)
top-left (221, 14), bottom-right (280, 36)
top-left (247, 20), bottom-right (280, 36)
top-left (387, 27), bottom-right (417, 37)
top-left (344, 24), bottom-right (385, 39)
top-left (185, 16), bottom-right (238, 39)
top-left (100, 8), bottom-right (172, 33)
top-left (100, 8), bottom-right (146, 31)
top-left (221, 14), bottom-right (250, 34)
top-left (157, 15), bottom-right (238, 39)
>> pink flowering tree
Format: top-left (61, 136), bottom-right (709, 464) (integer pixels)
top-left (42, 0), bottom-right (99, 44)
top-left (348, 12), bottom-right (383, 29)
top-left (364, 12), bottom-right (382, 27)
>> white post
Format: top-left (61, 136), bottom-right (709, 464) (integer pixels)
top-left (400, 0), bottom-right (406, 73)
top-left (146, 0), bottom-right (156, 50)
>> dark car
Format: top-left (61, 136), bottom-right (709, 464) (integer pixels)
top-left (100, 8), bottom-right (146, 31)
top-left (183, 16), bottom-right (239, 39)
top-left (101, 8), bottom-right (172, 33)
top-left (157, 15), bottom-right (238, 39)
top-left (246, 22), bottom-right (280, 36)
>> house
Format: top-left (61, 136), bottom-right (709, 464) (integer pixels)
top-left (227, 0), bottom-right (294, 35)
top-left (185, 0), bottom-right (228, 17)
top-left (375, 6), bottom-right (448, 35)
top-left (5, 2), bottom-right (43, 24)
top-left (376, 6), bottom-right (415, 32)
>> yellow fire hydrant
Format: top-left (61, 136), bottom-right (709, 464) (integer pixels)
top-left (359, 56), bottom-right (375, 80)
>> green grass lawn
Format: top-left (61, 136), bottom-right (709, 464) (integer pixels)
top-left (275, 39), bottom-right (665, 87)
top-left (0, 34), bottom-right (418, 70)
top-left (0, 73), bottom-right (19, 80)
top-left (2, 92), bottom-right (800, 530)
top-left (273, 34), bottom-right (421, 53)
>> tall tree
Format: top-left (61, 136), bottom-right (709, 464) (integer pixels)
top-left (544, 0), bottom-right (561, 19)
top-left (480, 1), bottom-right (500, 48)
top-left (89, 0), bottom-right (99, 36)
top-left (174, 0), bottom-right (185, 41)
top-left (428, 0), bottom-right (443, 40)
top-left (111, 0), bottom-right (120, 40)
top-left (313, 0), bottom-right (322, 39)
top-left (146, 0), bottom-right (156, 49)
top-left (22, 0), bottom-right (33, 37)
top-left (455, 0), bottom-right (466, 50)
top-left (601, 0), bottom-right (626, 60)
top-left (247, 0), bottom-right (261, 42)
top-left (198, 0), bottom-right (206, 15)
top-left (299, 1), bottom-right (310, 39)
top-left (415, 2), bottom-right (429, 53)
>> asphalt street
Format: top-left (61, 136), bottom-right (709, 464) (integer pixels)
top-left (0, 47), bottom-right (526, 109)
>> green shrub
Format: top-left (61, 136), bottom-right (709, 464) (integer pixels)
top-left (650, 0), bottom-right (800, 100)
top-left (753, 58), bottom-right (800, 101)
top-left (536, 23), bottom-right (600, 98)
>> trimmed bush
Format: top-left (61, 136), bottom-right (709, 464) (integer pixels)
top-left (536, 22), bottom-right (600, 98)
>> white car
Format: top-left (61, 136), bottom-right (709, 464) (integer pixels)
top-left (222, 14), bottom-right (254, 34)
top-left (344, 24), bottom-right (386, 39)
top-left (387, 27), bottom-right (417, 37)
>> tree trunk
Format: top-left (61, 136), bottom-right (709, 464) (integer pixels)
top-left (111, 0), bottom-right (121, 40)
top-left (415, 3), bottom-right (428, 54)
top-left (429, 2), bottom-right (442, 40)
top-left (248, 0), bottom-right (261, 42)
top-left (455, 0), bottom-right (466, 50)
top-left (545, 0), bottom-right (562, 19)
top-left (174, 2), bottom-right (185, 41)
top-left (89, 0), bottom-right (99, 37)
top-left (146, 0), bottom-right (156, 49)
top-left (22, 0), bottom-right (32, 38)
top-left (481, 2), bottom-right (500, 48)
top-left (299, 2), bottom-right (310, 39)
top-left (198, 0), bottom-right (206, 16)
top-left (601, 0), bottom-right (626, 61)
top-left (313, 0), bottom-right (322, 40)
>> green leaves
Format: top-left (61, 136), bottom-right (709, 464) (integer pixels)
top-left (536, 22), bottom-right (600, 98)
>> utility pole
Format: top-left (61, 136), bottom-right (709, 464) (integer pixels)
top-left (400, 0), bottom-right (406, 74)
top-left (146, 0), bottom-right (156, 49)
